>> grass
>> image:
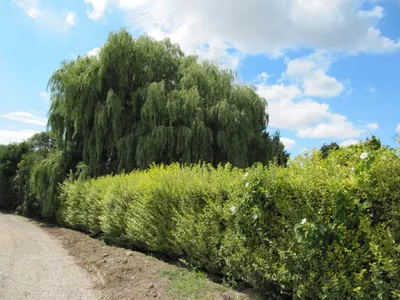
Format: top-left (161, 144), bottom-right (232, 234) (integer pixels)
top-left (159, 268), bottom-right (230, 299)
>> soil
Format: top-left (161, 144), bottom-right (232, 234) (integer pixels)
top-left (35, 221), bottom-right (257, 300)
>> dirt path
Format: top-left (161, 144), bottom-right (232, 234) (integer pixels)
top-left (39, 223), bottom-right (254, 300)
top-left (0, 212), bottom-right (98, 300)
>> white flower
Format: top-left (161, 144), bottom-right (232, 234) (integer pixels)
top-left (244, 172), bottom-right (249, 178)
top-left (360, 152), bottom-right (368, 160)
top-left (230, 206), bottom-right (236, 214)
top-left (301, 218), bottom-right (307, 225)
top-left (245, 182), bottom-right (250, 188)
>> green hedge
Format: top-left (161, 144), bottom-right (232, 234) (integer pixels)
top-left (58, 146), bottom-right (400, 299)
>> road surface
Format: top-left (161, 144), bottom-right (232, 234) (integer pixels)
top-left (0, 212), bottom-right (98, 300)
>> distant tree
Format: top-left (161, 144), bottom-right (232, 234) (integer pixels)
top-left (14, 132), bottom-right (55, 217)
top-left (0, 142), bottom-right (29, 209)
top-left (364, 135), bottom-right (381, 150)
top-left (320, 142), bottom-right (340, 159)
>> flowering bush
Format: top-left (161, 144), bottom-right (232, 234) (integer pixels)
top-left (58, 144), bottom-right (400, 299)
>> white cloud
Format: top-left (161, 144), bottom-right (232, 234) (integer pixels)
top-left (367, 122), bottom-right (379, 130)
top-left (341, 139), bottom-right (361, 147)
top-left (84, 0), bottom-right (399, 64)
top-left (397, 124), bottom-right (400, 133)
top-left (13, 0), bottom-right (40, 18)
top-left (285, 52), bottom-right (344, 98)
top-left (358, 6), bottom-right (384, 19)
top-left (86, 47), bottom-right (101, 57)
top-left (85, 0), bottom-right (108, 21)
top-left (65, 12), bottom-right (76, 27)
top-left (257, 84), bottom-right (330, 130)
top-left (297, 114), bottom-right (363, 139)
top-left (256, 52), bottom-right (362, 140)
top-left (190, 39), bottom-right (242, 69)
top-left (280, 137), bottom-right (296, 149)
top-left (39, 91), bottom-right (50, 101)
top-left (258, 72), bottom-right (270, 83)
top-left (369, 86), bottom-right (377, 93)
top-left (1, 112), bottom-right (47, 126)
top-left (258, 84), bottom-right (302, 102)
top-left (302, 70), bottom-right (344, 98)
top-left (13, 0), bottom-right (76, 30)
top-left (0, 130), bottom-right (39, 145)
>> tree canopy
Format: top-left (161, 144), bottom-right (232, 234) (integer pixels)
top-left (0, 142), bottom-right (29, 209)
top-left (48, 29), bottom-right (287, 176)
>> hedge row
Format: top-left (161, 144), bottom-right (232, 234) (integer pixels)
top-left (58, 145), bottom-right (400, 299)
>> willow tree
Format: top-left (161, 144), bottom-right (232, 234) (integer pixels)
top-left (14, 132), bottom-right (55, 217)
top-left (48, 29), bottom-right (183, 175)
top-left (137, 58), bottom-right (270, 168)
top-left (48, 28), bottom-right (288, 176)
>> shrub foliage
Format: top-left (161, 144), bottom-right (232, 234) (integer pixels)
top-left (59, 144), bottom-right (400, 299)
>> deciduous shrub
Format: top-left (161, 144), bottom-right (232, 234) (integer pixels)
top-left (58, 145), bottom-right (400, 299)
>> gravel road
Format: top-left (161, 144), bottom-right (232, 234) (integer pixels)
top-left (0, 213), bottom-right (98, 300)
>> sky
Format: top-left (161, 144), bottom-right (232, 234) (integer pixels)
top-left (1, 0), bottom-right (400, 156)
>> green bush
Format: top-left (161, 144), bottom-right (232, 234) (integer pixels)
top-left (58, 145), bottom-right (400, 299)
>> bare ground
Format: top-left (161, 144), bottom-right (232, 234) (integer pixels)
top-left (32, 220), bottom-right (258, 300)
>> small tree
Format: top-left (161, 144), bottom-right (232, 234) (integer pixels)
top-left (320, 142), bottom-right (340, 159)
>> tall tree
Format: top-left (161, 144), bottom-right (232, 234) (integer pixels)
top-left (47, 28), bottom-right (289, 177)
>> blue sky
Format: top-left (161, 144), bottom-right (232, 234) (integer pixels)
top-left (1, 0), bottom-right (399, 156)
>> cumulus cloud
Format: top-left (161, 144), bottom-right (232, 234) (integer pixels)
top-left (367, 122), bottom-right (379, 130)
top-left (340, 139), bottom-right (361, 147)
top-left (258, 82), bottom-right (362, 139)
top-left (256, 52), bottom-right (363, 140)
top-left (397, 124), bottom-right (400, 133)
top-left (13, 0), bottom-right (77, 29)
top-left (284, 52), bottom-right (344, 98)
top-left (258, 84), bottom-right (329, 130)
top-left (1, 112), bottom-right (47, 126)
top-left (84, 0), bottom-right (108, 21)
top-left (0, 130), bottom-right (39, 145)
top-left (86, 47), bottom-right (101, 57)
top-left (297, 114), bottom-right (363, 139)
top-left (84, 0), bottom-right (399, 64)
top-left (358, 5), bottom-right (384, 19)
top-left (280, 137), bottom-right (296, 149)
